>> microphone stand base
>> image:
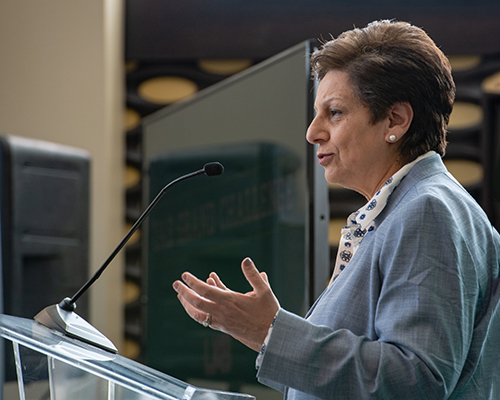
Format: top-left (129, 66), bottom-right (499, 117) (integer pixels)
top-left (34, 304), bottom-right (118, 353)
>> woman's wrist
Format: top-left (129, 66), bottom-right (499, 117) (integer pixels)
top-left (255, 309), bottom-right (280, 368)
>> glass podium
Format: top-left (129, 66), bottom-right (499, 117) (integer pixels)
top-left (0, 314), bottom-right (255, 400)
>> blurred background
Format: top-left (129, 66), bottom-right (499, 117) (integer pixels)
top-left (1, 0), bottom-right (500, 398)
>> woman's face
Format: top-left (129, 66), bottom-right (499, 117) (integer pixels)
top-left (306, 70), bottom-right (402, 199)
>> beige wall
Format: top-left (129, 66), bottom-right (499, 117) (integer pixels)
top-left (0, 0), bottom-right (125, 349)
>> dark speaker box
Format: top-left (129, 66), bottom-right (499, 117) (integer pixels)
top-left (0, 134), bottom-right (90, 384)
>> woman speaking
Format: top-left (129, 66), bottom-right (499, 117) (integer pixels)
top-left (173, 20), bottom-right (500, 399)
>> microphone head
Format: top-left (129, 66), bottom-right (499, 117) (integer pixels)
top-left (59, 297), bottom-right (77, 311)
top-left (204, 162), bottom-right (224, 176)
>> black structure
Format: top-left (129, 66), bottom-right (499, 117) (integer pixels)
top-left (126, 0), bottom-right (500, 60)
top-left (0, 135), bottom-right (90, 384)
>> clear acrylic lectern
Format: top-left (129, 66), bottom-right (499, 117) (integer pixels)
top-left (0, 314), bottom-right (255, 400)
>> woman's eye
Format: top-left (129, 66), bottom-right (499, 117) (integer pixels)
top-left (330, 109), bottom-right (340, 117)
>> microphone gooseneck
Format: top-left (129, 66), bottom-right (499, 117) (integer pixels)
top-left (61, 162), bottom-right (224, 311)
top-left (35, 161), bottom-right (224, 352)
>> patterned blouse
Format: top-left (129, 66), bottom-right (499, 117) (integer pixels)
top-left (330, 151), bottom-right (436, 283)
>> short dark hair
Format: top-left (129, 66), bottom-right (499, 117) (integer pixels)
top-left (310, 20), bottom-right (455, 163)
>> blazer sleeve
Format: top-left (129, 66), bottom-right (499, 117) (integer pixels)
top-left (256, 191), bottom-right (488, 399)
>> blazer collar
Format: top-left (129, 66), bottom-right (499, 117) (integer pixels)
top-left (377, 153), bottom-right (447, 218)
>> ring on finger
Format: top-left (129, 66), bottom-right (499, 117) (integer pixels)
top-left (202, 313), bottom-right (212, 328)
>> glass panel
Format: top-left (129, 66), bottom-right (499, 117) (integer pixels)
top-left (115, 385), bottom-right (162, 400)
top-left (146, 142), bottom-right (306, 383)
top-left (1, 314), bottom-right (255, 400)
top-left (48, 357), bottom-right (109, 399)
top-left (13, 342), bottom-right (50, 400)
top-left (141, 42), bottom-right (321, 382)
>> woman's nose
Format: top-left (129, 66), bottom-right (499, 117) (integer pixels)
top-left (306, 114), bottom-right (329, 144)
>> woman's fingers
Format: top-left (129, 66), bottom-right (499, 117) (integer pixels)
top-left (209, 272), bottom-right (228, 290)
top-left (207, 277), bottom-right (216, 287)
top-left (260, 271), bottom-right (269, 285)
top-left (173, 258), bottom-right (280, 350)
top-left (173, 282), bottom-right (217, 331)
top-left (179, 272), bottom-right (228, 303)
top-left (173, 272), bottom-right (234, 320)
top-left (241, 258), bottom-right (270, 293)
top-left (176, 289), bottom-right (207, 323)
top-left (173, 279), bottom-right (215, 314)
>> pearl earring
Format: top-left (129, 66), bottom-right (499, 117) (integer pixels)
top-left (389, 135), bottom-right (397, 142)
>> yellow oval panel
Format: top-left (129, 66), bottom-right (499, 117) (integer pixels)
top-left (123, 339), bottom-right (141, 360)
top-left (198, 59), bottom-right (252, 75)
top-left (125, 223), bottom-right (141, 246)
top-left (447, 55), bottom-right (481, 72)
top-left (482, 71), bottom-right (500, 94)
top-left (125, 165), bottom-right (141, 189)
top-left (448, 102), bottom-right (483, 130)
top-left (444, 159), bottom-right (483, 186)
top-left (125, 108), bottom-right (141, 131)
top-left (328, 182), bottom-right (344, 190)
top-left (329, 218), bottom-right (347, 247)
top-left (124, 280), bottom-right (141, 304)
top-left (138, 76), bottom-right (198, 104)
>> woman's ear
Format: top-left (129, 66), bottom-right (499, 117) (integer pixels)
top-left (386, 102), bottom-right (413, 143)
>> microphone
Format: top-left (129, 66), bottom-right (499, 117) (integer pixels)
top-left (34, 162), bottom-right (224, 353)
top-left (203, 162), bottom-right (224, 177)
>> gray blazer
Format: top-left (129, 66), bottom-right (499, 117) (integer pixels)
top-left (257, 154), bottom-right (500, 399)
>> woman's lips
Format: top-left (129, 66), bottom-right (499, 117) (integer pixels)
top-left (317, 152), bottom-right (334, 166)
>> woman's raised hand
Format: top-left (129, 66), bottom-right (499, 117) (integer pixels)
top-left (172, 257), bottom-right (280, 352)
